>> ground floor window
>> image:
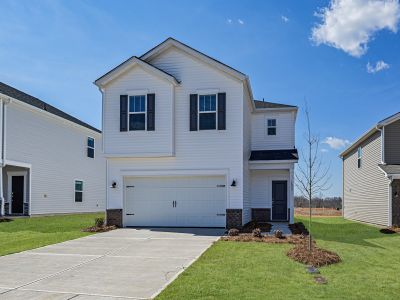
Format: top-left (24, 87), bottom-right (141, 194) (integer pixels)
top-left (75, 180), bottom-right (83, 202)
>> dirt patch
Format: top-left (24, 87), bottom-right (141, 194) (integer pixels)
top-left (82, 225), bottom-right (117, 233)
top-left (221, 233), bottom-right (305, 244)
top-left (240, 221), bottom-right (272, 233)
top-left (289, 222), bottom-right (309, 235)
top-left (0, 218), bottom-right (13, 223)
top-left (295, 208), bottom-right (342, 217)
top-left (287, 242), bottom-right (341, 267)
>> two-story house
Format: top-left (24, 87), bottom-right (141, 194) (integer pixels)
top-left (0, 82), bottom-right (106, 217)
top-left (95, 38), bottom-right (298, 229)
top-left (341, 112), bottom-right (400, 227)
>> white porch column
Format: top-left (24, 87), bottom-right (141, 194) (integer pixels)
top-left (289, 166), bottom-right (294, 223)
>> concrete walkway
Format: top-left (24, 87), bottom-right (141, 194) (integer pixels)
top-left (0, 228), bottom-right (223, 299)
top-left (269, 222), bottom-right (292, 236)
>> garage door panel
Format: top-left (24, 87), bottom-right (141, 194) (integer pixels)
top-left (124, 176), bottom-right (226, 227)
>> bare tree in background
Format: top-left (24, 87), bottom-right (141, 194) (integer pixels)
top-left (295, 104), bottom-right (332, 251)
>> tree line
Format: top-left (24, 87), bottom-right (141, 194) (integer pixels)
top-left (294, 196), bottom-right (342, 209)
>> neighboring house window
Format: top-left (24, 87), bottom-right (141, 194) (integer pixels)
top-left (357, 147), bottom-right (362, 168)
top-left (199, 94), bottom-right (217, 130)
top-left (267, 119), bottom-right (277, 135)
top-left (75, 180), bottom-right (83, 202)
top-left (129, 95), bottom-right (146, 130)
top-left (87, 137), bottom-right (95, 158)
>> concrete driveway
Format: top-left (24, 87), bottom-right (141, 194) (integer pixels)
top-left (0, 228), bottom-right (223, 299)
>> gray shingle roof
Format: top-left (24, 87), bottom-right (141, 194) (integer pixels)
top-left (0, 82), bottom-right (101, 133)
top-left (254, 100), bottom-right (297, 109)
top-left (378, 164), bottom-right (400, 175)
top-left (249, 149), bottom-right (298, 161)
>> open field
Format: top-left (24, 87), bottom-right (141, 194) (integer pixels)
top-left (295, 207), bottom-right (342, 216)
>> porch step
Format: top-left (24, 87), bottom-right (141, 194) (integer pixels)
top-left (269, 222), bottom-right (292, 236)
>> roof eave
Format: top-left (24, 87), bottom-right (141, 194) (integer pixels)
top-left (94, 56), bottom-right (179, 88)
top-left (140, 38), bottom-right (247, 82)
top-left (340, 127), bottom-right (378, 158)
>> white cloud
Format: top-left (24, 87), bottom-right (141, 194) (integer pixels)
top-left (323, 137), bottom-right (351, 150)
top-left (227, 19), bottom-right (232, 24)
top-left (238, 19), bottom-right (244, 25)
top-left (367, 60), bottom-right (390, 73)
top-left (311, 0), bottom-right (400, 57)
top-left (281, 15), bottom-right (289, 23)
top-left (321, 148), bottom-right (329, 153)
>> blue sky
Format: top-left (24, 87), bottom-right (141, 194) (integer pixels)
top-left (1, 0), bottom-right (399, 197)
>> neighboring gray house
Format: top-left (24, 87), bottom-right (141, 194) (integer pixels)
top-left (0, 82), bottom-right (106, 217)
top-left (340, 112), bottom-right (400, 227)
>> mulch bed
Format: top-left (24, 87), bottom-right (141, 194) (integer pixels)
top-left (82, 225), bottom-right (117, 233)
top-left (0, 218), bottom-right (13, 223)
top-left (380, 227), bottom-right (400, 234)
top-left (287, 241), bottom-right (341, 267)
top-left (221, 234), bottom-right (305, 244)
top-left (289, 222), bottom-right (309, 235)
top-left (240, 221), bottom-right (272, 233)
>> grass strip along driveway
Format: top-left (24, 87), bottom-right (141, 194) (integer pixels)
top-left (0, 213), bottom-right (103, 256)
top-left (157, 217), bottom-right (400, 299)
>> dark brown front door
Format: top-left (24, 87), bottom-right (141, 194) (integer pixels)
top-left (11, 176), bottom-right (24, 214)
top-left (272, 181), bottom-right (288, 221)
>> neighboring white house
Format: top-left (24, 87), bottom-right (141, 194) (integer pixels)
top-left (0, 82), bottom-right (106, 216)
top-left (95, 38), bottom-right (298, 229)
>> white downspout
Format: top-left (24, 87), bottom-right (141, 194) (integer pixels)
top-left (0, 96), bottom-right (9, 216)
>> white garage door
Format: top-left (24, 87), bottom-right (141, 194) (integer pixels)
top-left (124, 176), bottom-right (226, 227)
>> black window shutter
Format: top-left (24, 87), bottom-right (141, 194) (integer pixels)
top-left (190, 94), bottom-right (198, 131)
top-left (218, 93), bottom-right (226, 130)
top-left (147, 93), bottom-right (155, 131)
top-left (120, 95), bottom-right (128, 132)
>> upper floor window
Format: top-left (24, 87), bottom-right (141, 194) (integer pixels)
top-left (129, 95), bottom-right (146, 131)
top-left (357, 146), bottom-right (362, 168)
top-left (199, 94), bottom-right (217, 130)
top-left (267, 119), bottom-right (277, 135)
top-left (87, 137), bottom-right (95, 158)
top-left (75, 180), bottom-right (83, 202)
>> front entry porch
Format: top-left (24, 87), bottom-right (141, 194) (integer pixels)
top-left (249, 164), bottom-right (295, 224)
top-left (0, 164), bottom-right (30, 216)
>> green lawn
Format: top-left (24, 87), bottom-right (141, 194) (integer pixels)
top-left (157, 217), bottom-right (400, 300)
top-left (0, 213), bottom-right (104, 256)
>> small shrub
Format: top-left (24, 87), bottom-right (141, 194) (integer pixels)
top-left (252, 228), bottom-right (262, 238)
top-left (274, 229), bottom-right (284, 239)
top-left (228, 228), bottom-right (239, 236)
top-left (95, 217), bottom-right (105, 228)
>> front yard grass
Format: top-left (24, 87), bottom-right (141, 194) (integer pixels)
top-left (157, 217), bottom-right (400, 299)
top-left (0, 213), bottom-right (104, 256)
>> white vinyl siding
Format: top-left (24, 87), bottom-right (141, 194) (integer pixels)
top-left (343, 132), bottom-right (390, 226)
top-left (251, 111), bottom-right (295, 150)
top-left (5, 101), bottom-right (106, 214)
top-left (250, 170), bottom-right (289, 208)
top-left (103, 65), bottom-right (174, 156)
top-left (106, 47), bottom-right (244, 211)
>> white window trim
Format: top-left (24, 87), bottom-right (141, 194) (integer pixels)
top-left (74, 179), bottom-right (84, 203)
top-left (198, 94), bottom-right (217, 130)
top-left (357, 146), bottom-right (362, 169)
top-left (128, 94), bottom-right (147, 131)
top-left (87, 136), bottom-right (95, 158)
top-left (266, 118), bottom-right (277, 136)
